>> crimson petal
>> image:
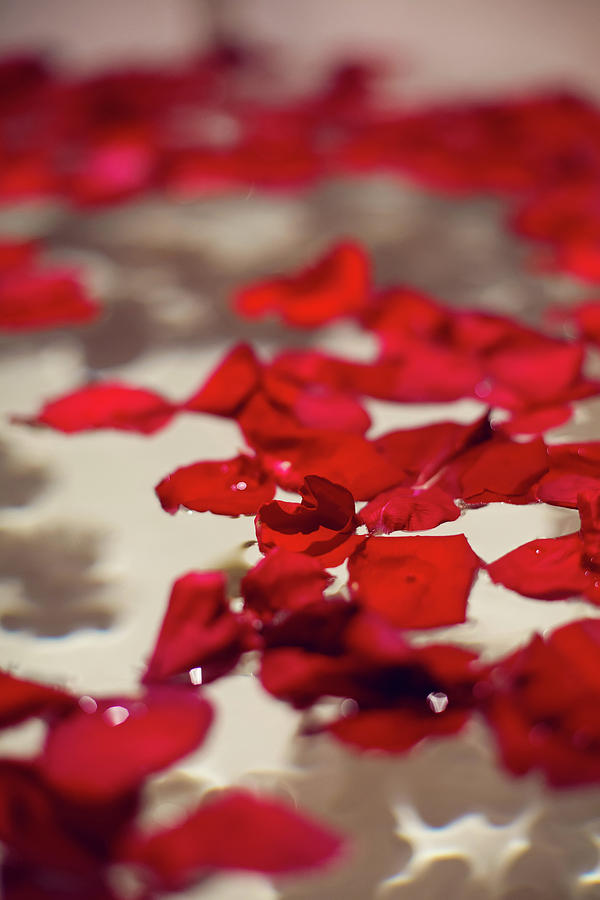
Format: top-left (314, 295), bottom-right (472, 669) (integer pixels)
top-left (156, 453), bottom-right (275, 516)
top-left (143, 571), bottom-right (257, 684)
top-left (241, 549), bottom-right (333, 617)
top-left (119, 789), bottom-right (345, 888)
top-left (348, 534), bottom-right (480, 628)
top-left (38, 687), bottom-right (213, 802)
top-left (234, 240), bottom-right (370, 328)
top-left (18, 382), bottom-right (176, 434)
top-left (359, 484), bottom-right (460, 533)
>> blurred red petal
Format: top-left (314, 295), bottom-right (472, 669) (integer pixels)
top-left (326, 706), bottom-right (470, 752)
top-left (0, 671), bottom-right (75, 728)
top-left (184, 343), bottom-right (261, 416)
top-left (119, 789), bottom-right (345, 888)
top-left (234, 240), bottom-right (370, 328)
top-left (0, 270), bottom-right (99, 331)
top-left (39, 688), bottom-right (213, 801)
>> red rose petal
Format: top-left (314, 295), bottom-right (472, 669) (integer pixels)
top-left (374, 416), bottom-right (490, 488)
top-left (0, 671), bottom-right (75, 728)
top-left (256, 475), bottom-right (361, 567)
top-left (484, 340), bottom-right (584, 409)
top-left (486, 533), bottom-right (588, 600)
top-left (326, 706), bottom-right (471, 753)
top-left (254, 428), bottom-right (407, 500)
top-left (234, 240), bottom-right (370, 328)
top-left (143, 571), bottom-right (256, 685)
top-left (183, 343), bottom-right (261, 417)
top-left (359, 484), bottom-right (460, 533)
top-left (119, 789), bottom-right (345, 888)
top-left (39, 687), bottom-right (213, 802)
top-left (241, 549), bottom-right (333, 617)
top-left (496, 404), bottom-right (572, 437)
top-left (348, 534), bottom-right (480, 628)
top-left (438, 436), bottom-right (548, 504)
top-left (0, 270), bottom-right (100, 332)
top-left (19, 382), bottom-right (176, 434)
top-left (156, 453), bottom-right (275, 516)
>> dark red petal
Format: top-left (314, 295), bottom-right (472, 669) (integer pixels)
top-left (359, 484), bottom-right (460, 533)
top-left (438, 437), bottom-right (548, 504)
top-left (0, 761), bottom-right (101, 874)
top-left (326, 706), bottom-right (471, 753)
top-left (18, 382), bottom-right (176, 434)
top-left (348, 534), bottom-right (480, 628)
top-left (39, 688), bottom-right (213, 801)
top-left (486, 533), bottom-right (587, 600)
top-left (155, 454), bottom-right (275, 517)
top-left (0, 671), bottom-right (76, 728)
top-left (234, 240), bottom-right (370, 328)
top-left (119, 789), bottom-right (345, 887)
top-left (256, 475), bottom-right (361, 566)
top-left (241, 549), bottom-right (333, 617)
top-left (143, 571), bottom-right (256, 684)
top-left (183, 343), bottom-right (261, 416)
top-left (0, 270), bottom-right (100, 331)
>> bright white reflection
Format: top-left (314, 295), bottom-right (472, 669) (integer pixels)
top-left (427, 691), bottom-right (449, 713)
top-left (189, 666), bottom-right (203, 685)
top-left (103, 705), bottom-right (130, 726)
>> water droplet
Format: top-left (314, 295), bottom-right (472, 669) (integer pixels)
top-left (535, 547), bottom-right (541, 555)
top-left (350, 581), bottom-right (359, 591)
top-left (189, 667), bottom-right (203, 685)
top-left (427, 691), bottom-right (448, 713)
top-left (340, 698), bottom-right (359, 717)
top-left (276, 460), bottom-right (291, 473)
top-left (104, 705), bottom-right (129, 726)
top-left (79, 695), bottom-right (97, 714)
top-left (231, 480), bottom-right (247, 491)
top-left (474, 379), bottom-right (492, 399)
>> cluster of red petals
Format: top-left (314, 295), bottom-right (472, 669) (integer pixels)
top-left (0, 239), bottom-right (99, 332)
top-left (260, 599), bottom-right (481, 751)
top-left (0, 670), bottom-right (345, 898)
top-left (15, 46), bottom-right (600, 891)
